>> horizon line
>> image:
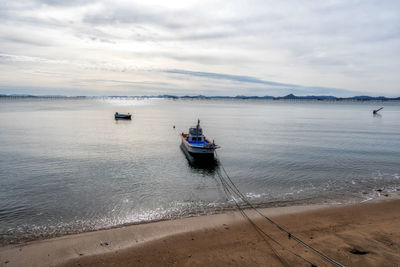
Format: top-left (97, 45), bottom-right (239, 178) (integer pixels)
top-left (1, 93), bottom-right (399, 100)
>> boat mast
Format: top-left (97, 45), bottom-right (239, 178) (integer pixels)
top-left (196, 119), bottom-right (200, 140)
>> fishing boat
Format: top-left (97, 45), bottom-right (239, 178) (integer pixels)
top-left (114, 112), bottom-right (131, 120)
top-left (180, 119), bottom-right (219, 160)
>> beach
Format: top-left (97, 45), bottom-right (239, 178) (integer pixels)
top-left (1, 196), bottom-right (399, 267)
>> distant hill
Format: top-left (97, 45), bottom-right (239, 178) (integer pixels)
top-left (0, 94), bottom-right (67, 98)
top-left (232, 94), bottom-right (400, 101)
top-left (1, 93), bottom-right (399, 101)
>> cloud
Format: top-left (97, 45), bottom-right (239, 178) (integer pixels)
top-left (81, 78), bottom-right (171, 87)
top-left (0, 35), bottom-right (52, 47)
top-left (0, 53), bottom-right (67, 64)
top-left (0, 0), bottom-right (399, 96)
top-left (83, 3), bottom-right (189, 29)
top-left (33, 0), bottom-right (93, 6)
top-left (163, 68), bottom-right (357, 96)
top-left (164, 69), bottom-right (298, 87)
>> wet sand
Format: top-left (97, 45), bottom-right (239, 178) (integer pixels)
top-left (1, 198), bottom-right (400, 267)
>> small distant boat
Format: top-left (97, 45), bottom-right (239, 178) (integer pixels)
top-left (114, 112), bottom-right (131, 120)
top-left (180, 119), bottom-right (219, 160)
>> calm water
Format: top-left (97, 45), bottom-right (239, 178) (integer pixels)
top-left (0, 98), bottom-right (399, 244)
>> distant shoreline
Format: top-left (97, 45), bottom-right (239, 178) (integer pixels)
top-left (1, 93), bottom-right (400, 101)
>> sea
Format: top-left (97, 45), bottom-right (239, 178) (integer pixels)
top-left (0, 97), bottom-right (399, 245)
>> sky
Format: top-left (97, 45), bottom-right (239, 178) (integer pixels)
top-left (0, 0), bottom-right (399, 97)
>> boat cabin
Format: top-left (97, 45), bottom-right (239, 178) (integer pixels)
top-left (188, 135), bottom-right (205, 142)
top-left (181, 120), bottom-right (211, 145)
top-left (183, 128), bottom-right (207, 143)
top-left (189, 127), bottom-right (202, 136)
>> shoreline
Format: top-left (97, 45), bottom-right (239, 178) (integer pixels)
top-left (1, 195), bottom-right (400, 266)
top-left (1, 185), bottom-right (397, 247)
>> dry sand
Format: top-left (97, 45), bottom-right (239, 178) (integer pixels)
top-left (1, 198), bottom-right (399, 267)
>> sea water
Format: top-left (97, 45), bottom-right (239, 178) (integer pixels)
top-left (0, 97), bottom-right (399, 244)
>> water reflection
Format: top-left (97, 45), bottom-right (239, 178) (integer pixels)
top-left (114, 118), bottom-right (132, 124)
top-left (187, 158), bottom-right (219, 175)
top-left (373, 113), bottom-right (382, 118)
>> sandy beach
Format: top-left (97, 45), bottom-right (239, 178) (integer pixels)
top-left (0, 196), bottom-right (399, 267)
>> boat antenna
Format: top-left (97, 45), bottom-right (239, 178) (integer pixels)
top-left (196, 119), bottom-right (200, 140)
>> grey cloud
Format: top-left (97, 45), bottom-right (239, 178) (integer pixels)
top-left (0, 53), bottom-right (136, 74)
top-left (163, 69), bottom-right (356, 96)
top-left (83, 4), bottom-right (187, 29)
top-left (129, 51), bottom-right (253, 66)
top-left (0, 54), bottom-right (67, 64)
top-left (307, 1), bottom-right (400, 43)
top-left (0, 0), bottom-right (89, 8)
top-left (179, 31), bottom-right (236, 41)
top-left (164, 69), bottom-right (299, 87)
top-left (34, 0), bottom-right (93, 6)
top-left (0, 35), bottom-right (52, 47)
top-left (82, 78), bottom-right (171, 87)
top-left (87, 36), bottom-right (116, 44)
top-left (83, 4), bottom-right (254, 41)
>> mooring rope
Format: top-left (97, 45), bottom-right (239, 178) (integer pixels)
top-left (214, 150), bottom-right (345, 267)
top-left (215, 168), bottom-right (286, 265)
top-left (216, 168), bottom-right (316, 267)
top-left (216, 169), bottom-right (311, 266)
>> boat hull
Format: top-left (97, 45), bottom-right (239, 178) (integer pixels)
top-left (180, 144), bottom-right (219, 171)
top-left (180, 143), bottom-right (215, 163)
top-left (115, 114), bottom-right (131, 120)
top-left (180, 138), bottom-right (215, 160)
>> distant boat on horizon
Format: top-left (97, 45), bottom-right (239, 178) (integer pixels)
top-left (114, 112), bottom-right (132, 120)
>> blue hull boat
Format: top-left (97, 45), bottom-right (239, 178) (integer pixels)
top-left (180, 120), bottom-right (219, 160)
top-left (115, 112), bottom-right (131, 120)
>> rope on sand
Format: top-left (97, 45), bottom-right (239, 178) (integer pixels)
top-left (214, 150), bottom-right (345, 267)
top-left (216, 168), bottom-right (311, 267)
